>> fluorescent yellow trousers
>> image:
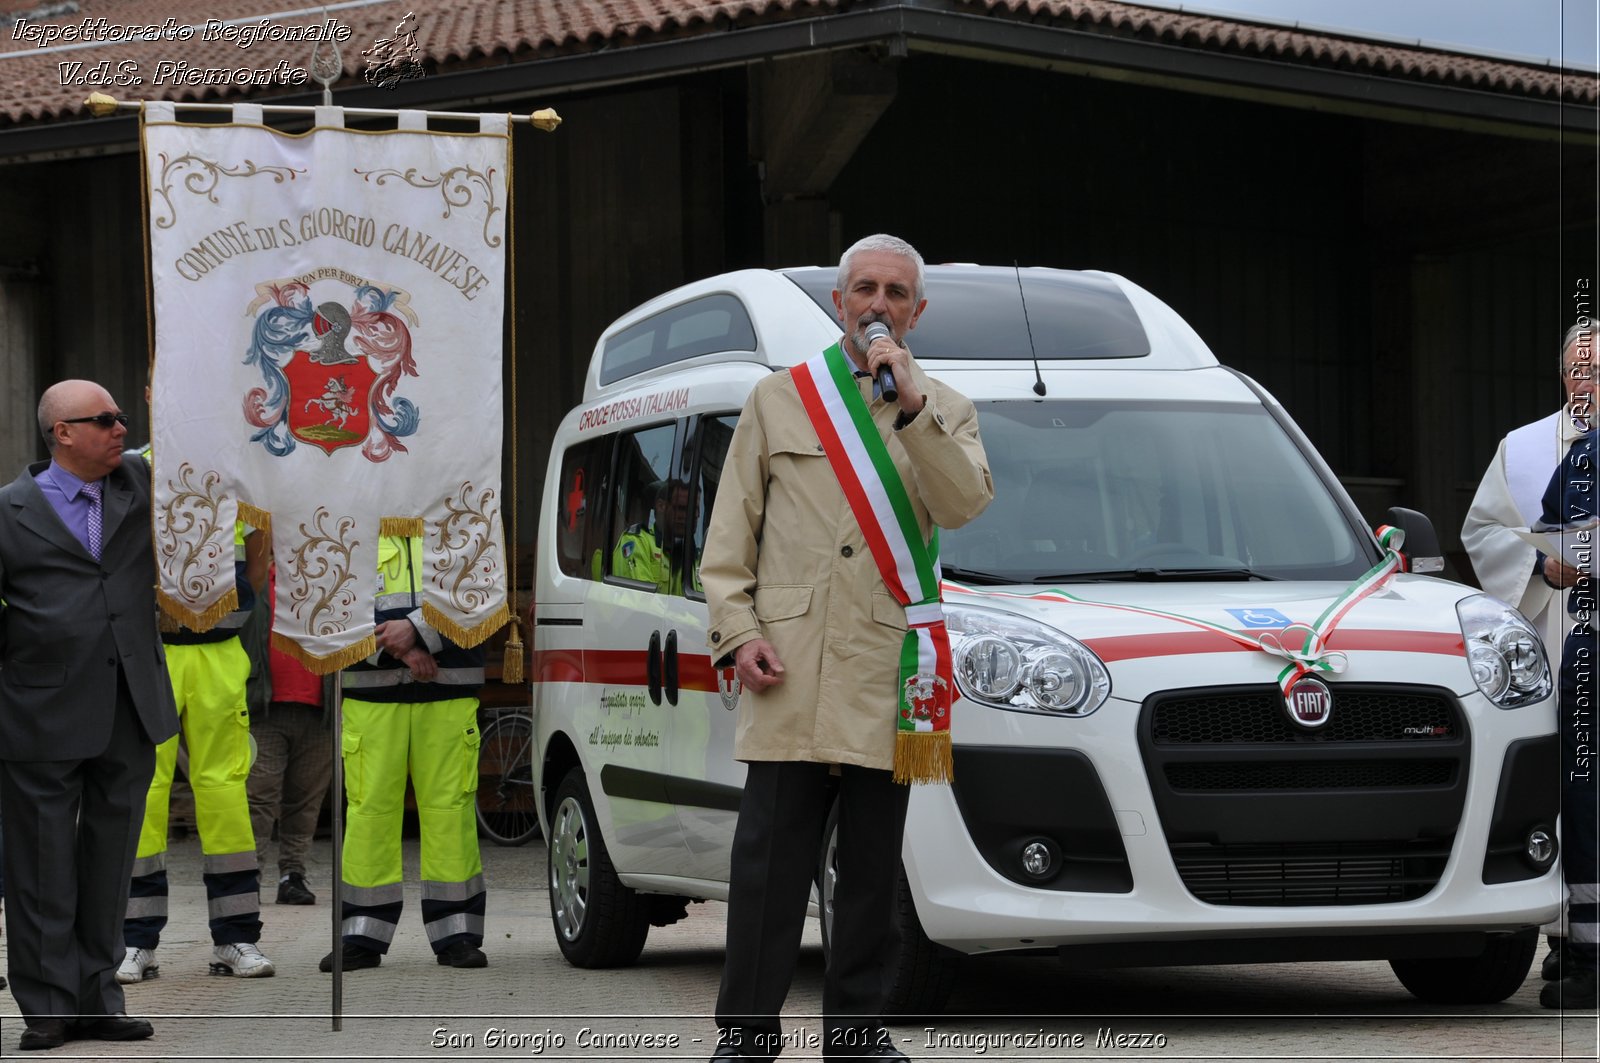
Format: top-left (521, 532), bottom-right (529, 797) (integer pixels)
top-left (126, 638), bottom-right (261, 947)
top-left (339, 696), bottom-right (485, 953)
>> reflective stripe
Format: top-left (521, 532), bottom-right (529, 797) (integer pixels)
top-left (421, 874), bottom-right (487, 904)
top-left (342, 915), bottom-right (397, 944)
top-left (375, 592), bottom-right (422, 610)
top-left (208, 892), bottom-right (261, 919)
top-left (424, 912), bottom-right (484, 943)
top-left (131, 854), bottom-right (167, 878)
top-left (1573, 883), bottom-right (1600, 905)
top-left (203, 850), bottom-right (259, 875)
top-left (342, 667), bottom-right (485, 689)
top-left (125, 896), bottom-right (167, 919)
top-left (342, 882), bottom-right (405, 907)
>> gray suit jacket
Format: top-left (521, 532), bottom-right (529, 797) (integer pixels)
top-left (0, 454), bottom-right (179, 760)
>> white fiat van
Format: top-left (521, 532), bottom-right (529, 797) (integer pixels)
top-left (531, 264), bottom-right (1560, 1011)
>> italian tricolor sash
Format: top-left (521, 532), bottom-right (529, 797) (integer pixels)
top-left (791, 343), bottom-right (954, 785)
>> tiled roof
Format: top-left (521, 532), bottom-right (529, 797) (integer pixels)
top-left (0, 0), bottom-right (1591, 128)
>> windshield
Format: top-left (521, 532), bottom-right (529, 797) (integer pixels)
top-left (944, 400), bottom-right (1374, 583)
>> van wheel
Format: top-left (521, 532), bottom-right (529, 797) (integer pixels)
top-left (818, 801), bottom-right (962, 1017)
top-left (547, 768), bottom-right (649, 967)
top-left (1389, 929), bottom-right (1537, 1004)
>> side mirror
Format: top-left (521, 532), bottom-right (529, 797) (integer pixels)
top-left (1385, 506), bottom-right (1444, 573)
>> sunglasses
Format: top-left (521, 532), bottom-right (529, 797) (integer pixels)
top-left (60, 412), bottom-right (130, 429)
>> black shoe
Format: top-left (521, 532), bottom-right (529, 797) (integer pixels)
top-left (18, 1020), bottom-right (67, 1051)
top-left (436, 941), bottom-right (488, 968)
top-left (710, 1046), bottom-right (747, 1060)
top-left (0, 974), bottom-right (6, 990)
top-left (825, 1030), bottom-right (909, 1060)
top-left (860, 1045), bottom-right (911, 1060)
top-left (276, 872), bottom-right (316, 905)
top-left (1542, 936), bottom-right (1564, 981)
top-left (72, 1013), bottom-right (154, 1041)
top-left (319, 944), bottom-right (382, 972)
top-left (1541, 968), bottom-right (1599, 1009)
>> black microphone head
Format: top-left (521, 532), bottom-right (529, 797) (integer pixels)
top-left (863, 321), bottom-right (892, 344)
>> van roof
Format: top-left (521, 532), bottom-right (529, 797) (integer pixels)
top-left (584, 264), bottom-right (1219, 400)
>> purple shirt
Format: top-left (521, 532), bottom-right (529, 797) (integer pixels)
top-left (34, 460), bottom-right (102, 556)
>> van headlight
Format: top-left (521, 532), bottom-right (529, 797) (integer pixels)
top-left (1456, 594), bottom-right (1552, 708)
top-left (946, 603), bottom-right (1111, 716)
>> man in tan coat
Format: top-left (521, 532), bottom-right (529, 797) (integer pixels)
top-left (701, 234), bottom-right (992, 1061)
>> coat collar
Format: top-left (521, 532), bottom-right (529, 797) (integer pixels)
top-left (10, 460), bottom-right (136, 562)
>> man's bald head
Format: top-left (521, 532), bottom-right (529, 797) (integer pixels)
top-left (38, 380), bottom-right (106, 451)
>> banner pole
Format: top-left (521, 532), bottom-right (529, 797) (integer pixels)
top-left (331, 669), bottom-right (344, 1031)
top-left (85, 92), bottom-right (561, 131)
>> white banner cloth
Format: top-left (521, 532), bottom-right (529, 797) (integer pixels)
top-left (144, 104), bottom-right (510, 672)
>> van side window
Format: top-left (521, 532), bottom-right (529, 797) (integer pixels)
top-left (554, 435), bottom-right (612, 581)
top-left (599, 294), bottom-right (757, 386)
top-left (607, 422), bottom-right (680, 593)
top-left (681, 413), bottom-right (739, 601)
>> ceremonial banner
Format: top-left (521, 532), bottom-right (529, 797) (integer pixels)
top-left (144, 102), bottom-right (510, 672)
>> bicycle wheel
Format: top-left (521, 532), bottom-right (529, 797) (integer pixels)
top-left (475, 711), bottom-right (540, 846)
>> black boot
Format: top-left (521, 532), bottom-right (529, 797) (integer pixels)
top-left (1542, 935), bottom-right (1564, 981)
top-left (1540, 967), bottom-right (1598, 1009)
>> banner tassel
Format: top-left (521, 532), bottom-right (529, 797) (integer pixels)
top-left (501, 616), bottom-right (524, 685)
top-left (158, 587), bottom-right (239, 633)
top-left (379, 516), bottom-right (426, 538)
top-left (422, 600), bottom-right (510, 651)
top-left (271, 631), bottom-right (378, 676)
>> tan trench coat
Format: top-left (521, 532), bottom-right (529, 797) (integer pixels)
top-left (701, 354), bottom-right (993, 770)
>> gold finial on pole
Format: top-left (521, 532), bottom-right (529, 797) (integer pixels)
top-left (85, 91), bottom-right (119, 117)
top-left (529, 108), bottom-right (562, 132)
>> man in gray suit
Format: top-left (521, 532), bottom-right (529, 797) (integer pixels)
top-left (0, 379), bottom-right (179, 1050)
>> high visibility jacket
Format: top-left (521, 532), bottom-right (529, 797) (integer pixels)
top-left (342, 536), bottom-right (484, 702)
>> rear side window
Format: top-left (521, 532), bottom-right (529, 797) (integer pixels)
top-left (681, 413), bottom-right (739, 600)
top-left (606, 423), bottom-right (680, 590)
top-left (554, 435), bottom-right (612, 580)
top-left (599, 294), bottom-right (757, 385)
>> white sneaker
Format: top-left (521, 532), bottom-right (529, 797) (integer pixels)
top-left (116, 946), bottom-right (158, 984)
top-left (209, 942), bottom-right (275, 978)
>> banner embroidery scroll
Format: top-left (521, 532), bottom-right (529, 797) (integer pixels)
top-left (144, 102), bottom-right (510, 672)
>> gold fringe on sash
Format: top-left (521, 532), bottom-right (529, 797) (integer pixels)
top-left (893, 730), bottom-right (954, 786)
top-left (236, 501), bottom-right (272, 533)
top-left (421, 600), bottom-right (510, 652)
top-left (501, 615), bottom-right (525, 685)
top-left (157, 587), bottom-right (239, 634)
top-left (379, 516), bottom-right (426, 538)
top-left (270, 631), bottom-right (378, 676)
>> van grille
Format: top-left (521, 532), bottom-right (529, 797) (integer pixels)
top-left (1170, 841), bottom-right (1451, 906)
top-left (1152, 688), bottom-right (1457, 744)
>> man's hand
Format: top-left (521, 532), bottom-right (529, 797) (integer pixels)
top-left (375, 619), bottom-right (418, 657)
top-left (735, 639), bottom-right (786, 693)
top-left (865, 333), bottom-right (926, 416)
top-left (1544, 555), bottom-right (1584, 588)
top-left (400, 645), bottom-right (437, 681)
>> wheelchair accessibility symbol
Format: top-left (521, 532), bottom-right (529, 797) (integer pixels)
top-left (1227, 607), bottom-right (1291, 628)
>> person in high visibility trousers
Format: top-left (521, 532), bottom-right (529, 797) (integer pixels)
top-left (320, 534), bottom-right (488, 972)
top-left (119, 488), bottom-right (275, 982)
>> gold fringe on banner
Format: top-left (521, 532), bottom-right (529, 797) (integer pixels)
top-left (157, 587), bottom-right (239, 634)
top-left (422, 600), bottom-right (509, 651)
top-left (237, 501), bottom-right (272, 533)
top-left (501, 615), bottom-right (525, 685)
top-left (892, 731), bottom-right (954, 786)
top-left (271, 631), bottom-right (378, 676)
top-left (379, 516), bottom-right (426, 538)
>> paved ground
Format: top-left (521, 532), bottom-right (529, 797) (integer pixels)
top-left (0, 833), bottom-right (1595, 1061)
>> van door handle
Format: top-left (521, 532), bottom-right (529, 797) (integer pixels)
top-left (664, 629), bottom-right (679, 706)
top-left (646, 630), bottom-right (662, 706)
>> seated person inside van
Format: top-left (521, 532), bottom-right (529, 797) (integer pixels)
top-left (611, 478), bottom-right (701, 595)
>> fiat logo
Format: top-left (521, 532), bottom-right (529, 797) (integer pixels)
top-left (1285, 676), bottom-right (1333, 729)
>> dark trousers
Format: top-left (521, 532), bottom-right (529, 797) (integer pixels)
top-left (1561, 624), bottom-right (1599, 971)
top-left (0, 677), bottom-right (154, 1022)
top-left (715, 760), bottom-right (910, 1059)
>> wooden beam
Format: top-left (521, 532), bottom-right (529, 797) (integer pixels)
top-left (755, 50), bottom-right (898, 197)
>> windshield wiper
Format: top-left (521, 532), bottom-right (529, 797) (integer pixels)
top-left (940, 566), bottom-right (1016, 586)
top-left (1038, 567), bottom-right (1278, 583)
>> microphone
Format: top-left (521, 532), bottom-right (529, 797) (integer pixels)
top-left (863, 321), bottom-right (898, 402)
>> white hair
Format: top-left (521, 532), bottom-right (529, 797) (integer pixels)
top-left (836, 234), bottom-right (926, 303)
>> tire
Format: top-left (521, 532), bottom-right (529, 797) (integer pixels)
top-left (547, 768), bottom-right (649, 967)
top-left (1389, 928), bottom-right (1538, 1004)
top-left (818, 801), bottom-right (961, 1017)
top-left (475, 712), bottom-right (541, 846)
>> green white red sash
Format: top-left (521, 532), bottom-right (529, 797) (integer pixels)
top-left (791, 343), bottom-right (954, 785)
top-left (942, 526), bottom-right (1407, 712)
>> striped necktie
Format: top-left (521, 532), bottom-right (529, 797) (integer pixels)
top-left (82, 479), bottom-right (103, 561)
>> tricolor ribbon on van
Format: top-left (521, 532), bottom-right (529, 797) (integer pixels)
top-left (943, 526), bottom-right (1407, 713)
top-left (792, 342), bottom-right (954, 785)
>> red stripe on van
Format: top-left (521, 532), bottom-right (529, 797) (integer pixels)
top-left (531, 648), bottom-right (724, 693)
